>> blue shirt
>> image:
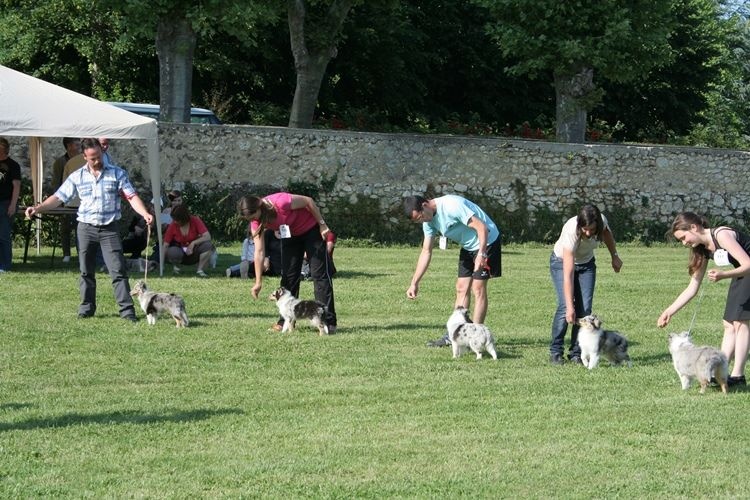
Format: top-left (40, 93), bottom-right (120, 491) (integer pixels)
top-left (55, 163), bottom-right (137, 226)
top-left (422, 195), bottom-right (500, 251)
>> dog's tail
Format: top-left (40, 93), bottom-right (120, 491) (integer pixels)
top-left (705, 351), bottom-right (729, 391)
top-left (178, 298), bottom-right (189, 327)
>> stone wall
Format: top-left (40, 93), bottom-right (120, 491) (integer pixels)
top-left (10, 124), bottom-right (750, 235)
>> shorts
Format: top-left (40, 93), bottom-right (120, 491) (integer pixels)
top-left (458, 237), bottom-right (502, 280)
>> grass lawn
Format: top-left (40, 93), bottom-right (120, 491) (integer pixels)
top-left (1, 243), bottom-right (748, 497)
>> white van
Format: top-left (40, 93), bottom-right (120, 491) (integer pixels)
top-left (107, 102), bottom-right (222, 124)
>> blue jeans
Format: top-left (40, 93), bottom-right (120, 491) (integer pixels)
top-left (549, 253), bottom-right (596, 358)
top-left (0, 199), bottom-right (14, 271)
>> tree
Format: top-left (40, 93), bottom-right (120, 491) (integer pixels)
top-left (686, 7), bottom-right (750, 148)
top-left (595, 0), bottom-right (730, 143)
top-left (472, 0), bottom-right (676, 142)
top-left (287, 0), bottom-right (358, 128)
top-left (99, 0), bottom-right (277, 123)
top-left (318, 0), bottom-right (554, 133)
top-left (0, 0), bottom-right (157, 101)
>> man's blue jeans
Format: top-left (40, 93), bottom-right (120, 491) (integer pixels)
top-left (549, 253), bottom-right (596, 358)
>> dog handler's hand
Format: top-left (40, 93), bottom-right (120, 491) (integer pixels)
top-left (565, 308), bottom-right (576, 325)
top-left (407, 283), bottom-right (419, 299)
top-left (657, 311), bottom-right (671, 328)
top-left (707, 269), bottom-right (722, 282)
top-left (611, 254), bottom-right (623, 273)
top-left (251, 282), bottom-right (262, 299)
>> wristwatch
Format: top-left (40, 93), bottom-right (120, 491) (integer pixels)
top-left (319, 219), bottom-right (327, 226)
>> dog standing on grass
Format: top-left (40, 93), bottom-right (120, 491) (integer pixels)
top-left (446, 307), bottom-right (497, 360)
top-left (668, 331), bottom-right (728, 394)
top-left (270, 287), bottom-right (329, 335)
top-left (577, 314), bottom-right (631, 369)
top-left (129, 280), bottom-right (189, 327)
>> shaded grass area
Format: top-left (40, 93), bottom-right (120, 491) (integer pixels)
top-left (1, 244), bottom-right (748, 497)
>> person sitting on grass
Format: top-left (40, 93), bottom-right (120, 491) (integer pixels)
top-left (226, 228), bottom-right (282, 278)
top-left (163, 204), bottom-right (215, 277)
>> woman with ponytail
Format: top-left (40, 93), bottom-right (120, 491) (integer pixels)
top-left (658, 212), bottom-right (750, 386)
top-left (238, 193), bottom-right (337, 333)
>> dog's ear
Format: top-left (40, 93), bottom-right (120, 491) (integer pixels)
top-left (593, 317), bottom-right (601, 329)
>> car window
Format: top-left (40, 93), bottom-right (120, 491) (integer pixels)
top-left (108, 102), bottom-right (221, 124)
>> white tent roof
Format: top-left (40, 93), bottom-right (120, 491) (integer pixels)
top-left (0, 64), bottom-right (164, 274)
top-left (0, 64), bottom-right (157, 139)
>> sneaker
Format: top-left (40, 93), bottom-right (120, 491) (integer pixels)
top-left (122, 315), bottom-right (138, 323)
top-left (173, 265), bottom-right (181, 274)
top-left (225, 268), bottom-right (232, 278)
top-left (77, 312), bottom-right (93, 319)
top-left (62, 255), bottom-right (71, 263)
top-left (426, 334), bottom-right (451, 348)
top-left (196, 269), bottom-right (208, 278)
top-left (549, 353), bottom-right (564, 365)
top-left (0, 269), bottom-right (6, 273)
top-left (728, 375), bottom-right (746, 387)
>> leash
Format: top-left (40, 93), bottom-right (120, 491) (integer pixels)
top-left (143, 222), bottom-right (152, 283)
top-left (687, 280), bottom-right (706, 335)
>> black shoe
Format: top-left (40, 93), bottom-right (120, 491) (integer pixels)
top-left (728, 375), bottom-right (746, 387)
top-left (549, 353), bottom-right (564, 365)
top-left (569, 356), bottom-right (583, 365)
top-left (122, 315), bottom-right (138, 323)
top-left (77, 313), bottom-right (93, 319)
top-left (427, 334), bottom-right (451, 348)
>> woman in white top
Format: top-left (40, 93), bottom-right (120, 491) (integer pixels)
top-left (549, 204), bottom-right (622, 365)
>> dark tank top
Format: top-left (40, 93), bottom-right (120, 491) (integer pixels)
top-left (710, 227), bottom-right (750, 268)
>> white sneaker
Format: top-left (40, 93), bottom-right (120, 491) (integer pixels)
top-left (0, 269), bottom-right (6, 273)
top-left (173, 265), bottom-right (181, 274)
top-left (225, 268), bottom-right (232, 278)
top-left (62, 256), bottom-right (71, 263)
top-left (196, 269), bottom-right (208, 278)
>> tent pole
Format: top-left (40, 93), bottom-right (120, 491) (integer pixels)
top-left (29, 137), bottom-right (44, 255)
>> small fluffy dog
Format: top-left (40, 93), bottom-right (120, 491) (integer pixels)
top-left (446, 307), bottom-right (497, 360)
top-left (270, 287), bottom-right (328, 335)
top-left (668, 331), bottom-right (728, 394)
top-left (129, 280), bottom-right (189, 327)
top-left (577, 314), bottom-right (631, 369)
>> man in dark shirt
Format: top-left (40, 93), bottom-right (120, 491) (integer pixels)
top-left (0, 137), bottom-right (22, 273)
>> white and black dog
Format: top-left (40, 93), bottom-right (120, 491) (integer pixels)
top-left (129, 280), bottom-right (189, 328)
top-left (446, 307), bottom-right (497, 360)
top-left (270, 287), bottom-right (329, 336)
top-left (577, 314), bottom-right (631, 369)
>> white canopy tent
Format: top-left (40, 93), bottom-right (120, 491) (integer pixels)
top-left (0, 64), bottom-right (164, 274)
